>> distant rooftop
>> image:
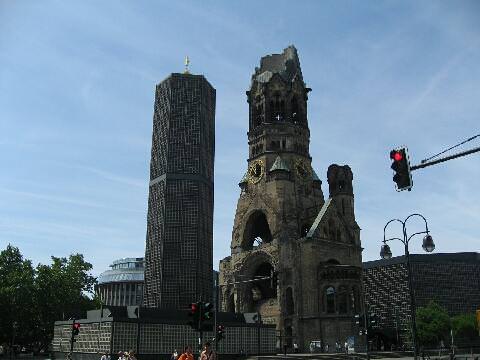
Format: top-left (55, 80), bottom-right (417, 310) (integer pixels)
top-left (363, 252), bottom-right (480, 269)
top-left (98, 257), bottom-right (145, 285)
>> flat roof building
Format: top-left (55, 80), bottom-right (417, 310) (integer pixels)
top-left (362, 252), bottom-right (480, 347)
top-left (97, 257), bottom-right (145, 307)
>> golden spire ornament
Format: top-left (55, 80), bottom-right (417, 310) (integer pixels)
top-left (184, 56), bottom-right (190, 74)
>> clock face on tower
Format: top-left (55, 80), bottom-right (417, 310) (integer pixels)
top-left (295, 159), bottom-right (310, 180)
top-left (248, 159), bottom-right (264, 184)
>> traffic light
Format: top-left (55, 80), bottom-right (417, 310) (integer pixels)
top-left (369, 312), bottom-right (377, 327)
top-left (202, 302), bottom-right (214, 321)
top-left (72, 322), bottom-right (80, 336)
top-left (390, 147), bottom-right (413, 191)
top-left (354, 314), bottom-right (365, 327)
top-left (188, 302), bottom-right (200, 330)
top-left (216, 325), bottom-right (225, 342)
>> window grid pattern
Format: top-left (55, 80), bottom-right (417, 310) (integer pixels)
top-left (363, 254), bottom-right (480, 344)
top-left (54, 323), bottom-right (276, 355)
top-left (52, 323), bottom-right (112, 353)
top-left (112, 322), bottom-right (137, 353)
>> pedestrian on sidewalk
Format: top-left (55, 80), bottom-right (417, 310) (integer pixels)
top-left (178, 346), bottom-right (194, 360)
top-left (200, 342), bottom-right (216, 360)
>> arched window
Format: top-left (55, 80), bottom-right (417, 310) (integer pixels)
top-left (285, 287), bottom-right (294, 315)
top-left (251, 262), bottom-right (276, 300)
top-left (227, 293), bottom-right (235, 313)
top-left (291, 97), bottom-right (299, 121)
top-left (351, 286), bottom-right (360, 313)
top-left (326, 286), bottom-right (335, 314)
top-left (242, 211), bottom-right (272, 250)
top-left (271, 93), bottom-right (285, 121)
top-left (326, 259), bottom-right (340, 265)
top-left (338, 286), bottom-right (348, 314)
top-left (328, 219), bottom-right (336, 241)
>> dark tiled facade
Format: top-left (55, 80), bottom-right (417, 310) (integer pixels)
top-left (52, 309), bottom-right (277, 358)
top-left (143, 73), bottom-right (215, 309)
top-left (363, 252), bottom-right (480, 342)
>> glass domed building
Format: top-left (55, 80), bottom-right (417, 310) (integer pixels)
top-left (97, 257), bottom-right (144, 306)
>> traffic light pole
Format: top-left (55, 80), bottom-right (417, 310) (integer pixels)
top-left (360, 280), bottom-right (370, 360)
top-left (198, 302), bottom-right (203, 358)
top-left (214, 279), bottom-right (219, 352)
top-left (410, 145), bottom-right (480, 171)
top-left (69, 318), bottom-right (76, 355)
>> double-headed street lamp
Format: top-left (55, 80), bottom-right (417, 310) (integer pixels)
top-left (380, 213), bottom-right (435, 360)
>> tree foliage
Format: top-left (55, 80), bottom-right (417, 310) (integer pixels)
top-left (0, 245), bottom-right (98, 349)
top-left (451, 313), bottom-right (478, 342)
top-left (416, 301), bottom-right (451, 347)
top-left (0, 245), bottom-right (36, 345)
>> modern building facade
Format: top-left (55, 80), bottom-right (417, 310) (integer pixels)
top-left (219, 46), bottom-right (364, 351)
top-left (363, 252), bottom-right (480, 346)
top-left (98, 257), bottom-right (220, 308)
top-left (52, 308), bottom-right (276, 360)
top-left (97, 258), bottom-right (145, 307)
top-left (143, 73), bottom-right (216, 309)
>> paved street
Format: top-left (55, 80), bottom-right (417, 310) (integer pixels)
top-left (247, 353), bottom-right (480, 360)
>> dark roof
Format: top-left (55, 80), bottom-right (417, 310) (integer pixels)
top-left (363, 252), bottom-right (480, 269)
top-left (98, 268), bottom-right (144, 284)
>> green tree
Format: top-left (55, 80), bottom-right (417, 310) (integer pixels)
top-left (451, 313), bottom-right (478, 343)
top-left (0, 245), bottom-right (36, 346)
top-left (34, 254), bottom-right (98, 349)
top-left (416, 301), bottom-right (451, 347)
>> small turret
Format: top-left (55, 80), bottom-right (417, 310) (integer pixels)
top-left (327, 164), bottom-right (355, 221)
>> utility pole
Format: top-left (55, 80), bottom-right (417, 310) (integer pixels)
top-left (214, 279), bottom-right (218, 352)
top-left (360, 278), bottom-right (370, 360)
top-left (198, 302), bottom-right (203, 358)
top-left (69, 318), bottom-right (76, 356)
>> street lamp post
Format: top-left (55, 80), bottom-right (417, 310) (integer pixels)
top-left (380, 214), bottom-right (435, 360)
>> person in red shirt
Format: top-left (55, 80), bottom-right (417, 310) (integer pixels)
top-left (177, 346), bottom-right (194, 360)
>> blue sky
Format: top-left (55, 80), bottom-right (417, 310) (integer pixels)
top-left (1, 0), bottom-right (479, 275)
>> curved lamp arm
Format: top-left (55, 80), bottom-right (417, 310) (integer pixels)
top-left (383, 219), bottom-right (405, 244)
top-left (384, 237), bottom-right (405, 244)
top-left (407, 230), bottom-right (429, 244)
top-left (404, 213), bottom-right (430, 245)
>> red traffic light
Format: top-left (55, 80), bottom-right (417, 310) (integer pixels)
top-left (389, 147), bottom-right (413, 191)
top-left (390, 150), bottom-right (403, 162)
top-left (73, 323), bottom-right (81, 330)
top-left (190, 303), bottom-right (198, 312)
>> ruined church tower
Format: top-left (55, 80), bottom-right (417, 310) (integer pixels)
top-left (219, 46), bottom-right (364, 349)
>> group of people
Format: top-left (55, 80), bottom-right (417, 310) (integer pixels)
top-left (100, 350), bottom-right (137, 360)
top-left (98, 342), bottom-right (215, 360)
top-left (171, 342), bottom-right (216, 360)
